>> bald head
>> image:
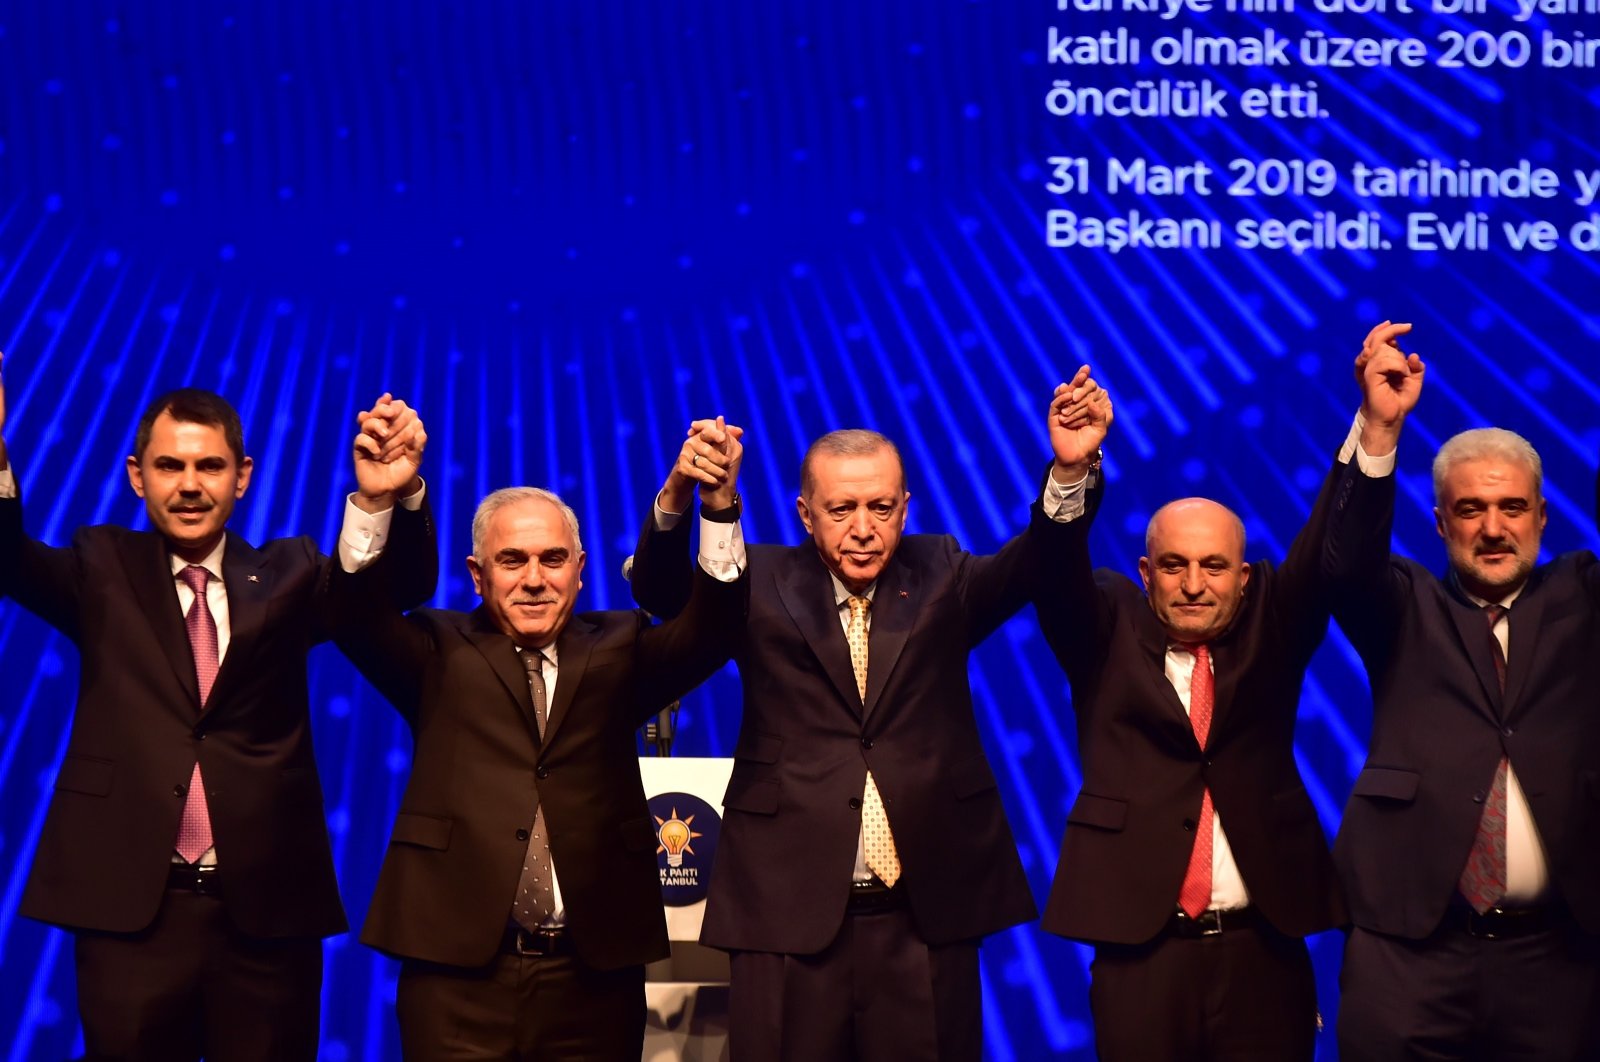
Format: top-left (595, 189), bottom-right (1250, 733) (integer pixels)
top-left (1139, 498), bottom-right (1251, 643)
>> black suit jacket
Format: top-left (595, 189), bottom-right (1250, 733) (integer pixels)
top-left (0, 490), bottom-right (436, 938)
top-left (331, 558), bottom-right (746, 971)
top-left (1325, 457), bottom-right (1600, 937)
top-left (631, 505), bottom-right (1067, 954)
top-left (1035, 466), bottom-right (1347, 946)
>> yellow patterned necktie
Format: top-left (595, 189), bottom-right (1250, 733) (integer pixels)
top-left (848, 596), bottom-right (901, 887)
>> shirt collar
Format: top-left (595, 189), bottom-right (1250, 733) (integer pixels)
top-left (170, 537), bottom-right (227, 584)
top-left (829, 571), bottom-right (877, 609)
top-left (522, 643), bottom-right (559, 669)
top-left (1458, 579), bottom-right (1525, 612)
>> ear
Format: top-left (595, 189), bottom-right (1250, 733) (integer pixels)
top-left (574, 550), bottom-right (586, 592)
top-left (126, 455), bottom-right (145, 498)
top-left (796, 495), bottom-right (814, 534)
top-left (466, 556), bottom-right (485, 598)
top-left (1238, 560), bottom-right (1252, 590)
top-left (235, 456), bottom-right (254, 497)
top-left (897, 491), bottom-right (910, 529)
top-left (1137, 556), bottom-right (1151, 591)
top-left (1434, 507), bottom-right (1446, 540)
top-left (1538, 497), bottom-right (1549, 533)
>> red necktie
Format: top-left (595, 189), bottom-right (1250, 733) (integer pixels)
top-left (174, 565), bottom-right (217, 864)
top-left (1459, 605), bottom-right (1509, 914)
top-left (1178, 643), bottom-right (1215, 919)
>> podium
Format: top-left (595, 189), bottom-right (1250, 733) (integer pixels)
top-left (639, 757), bottom-right (734, 1061)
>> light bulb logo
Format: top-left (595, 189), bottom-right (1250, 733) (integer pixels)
top-left (654, 808), bottom-right (701, 867)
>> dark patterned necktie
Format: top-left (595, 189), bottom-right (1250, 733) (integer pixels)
top-left (1177, 643), bottom-right (1215, 919)
top-left (511, 648), bottom-right (556, 930)
top-left (1459, 605), bottom-right (1509, 913)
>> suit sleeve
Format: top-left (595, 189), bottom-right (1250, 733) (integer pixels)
top-left (385, 497), bottom-right (440, 612)
top-left (1032, 471), bottom-right (1111, 681)
top-left (956, 465), bottom-right (1105, 650)
top-left (629, 564), bottom-right (748, 727)
top-left (627, 502), bottom-right (695, 620)
top-left (1258, 457), bottom-right (1341, 658)
top-left (1323, 454), bottom-right (1407, 657)
top-left (0, 492), bottom-right (85, 640)
top-left (325, 559), bottom-right (434, 724)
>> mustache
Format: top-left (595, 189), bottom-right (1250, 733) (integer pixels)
top-left (510, 597), bottom-right (557, 607)
top-left (167, 501), bottom-right (215, 513)
top-left (1474, 540), bottom-right (1514, 555)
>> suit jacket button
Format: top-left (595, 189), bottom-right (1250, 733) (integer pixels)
top-left (174, 783), bottom-right (187, 797)
top-left (860, 738), bottom-right (873, 750)
top-left (516, 829), bottom-right (530, 842)
top-left (848, 797), bottom-right (862, 810)
top-left (536, 767), bottom-right (550, 780)
top-left (1472, 792), bottom-right (1485, 804)
top-left (1182, 818), bottom-right (1196, 831)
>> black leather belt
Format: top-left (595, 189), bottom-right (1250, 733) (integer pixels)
top-left (501, 925), bottom-right (573, 957)
top-left (168, 863), bottom-right (221, 896)
top-left (1453, 902), bottom-right (1563, 941)
top-left (846, 878), bottom-right (905, 914)
top-left (1166, 906), bottom-right (1261, 938)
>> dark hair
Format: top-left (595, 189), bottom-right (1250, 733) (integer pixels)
top-left (133, 389), bottom-right (247, 464)
top-left (799, 429), bottom-right (906, 498)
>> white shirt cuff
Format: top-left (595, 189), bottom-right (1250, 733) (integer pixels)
top-left (1041, 471), bottom-right (1089, 523)
top-left (655, 494), bottom-right (686, 532)
top-left (1338, 412), bottom-right (1397, 477)
top-left (698, 516), bottom-right (746, 582)
top-left (339, 495), bottom-right (396, 572)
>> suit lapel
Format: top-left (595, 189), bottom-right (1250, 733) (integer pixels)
top-left (1501, 570), bottom-right (1545, 721)
top-left (862, 557), bottom-right (917, 720)
top-left (121, 532), bottom-right (202, 711)
top-left (1439, 584), bottom-right (1504, 723)
top-left (464, 608), bottom-right (541, 742)
top-left (1135, 611), bottom-right (1192, 732)
top-left (775, 548), bottom-right (861, 714)
top-left (543, 617), bottom-right (597, 749)
top-left (210, 533), bottom-right (273, 710)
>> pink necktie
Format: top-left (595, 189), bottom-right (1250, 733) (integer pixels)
top-left (1178, 643), bottom-right (1215, 919)
top-left (175, 565), bottom-right (217, 864)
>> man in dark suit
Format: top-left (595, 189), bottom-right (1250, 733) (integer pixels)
top-left (628, 373), bottom-right (1107, 1061)
top-left (0, 353), bottom-right (434, 1061)
top-left (1328, 322), bottom-right (1600, 1059)
top-left (1033, 386), bottom-right (1346, 1059)
top-left (328, 423), bottom-right (747, 1061)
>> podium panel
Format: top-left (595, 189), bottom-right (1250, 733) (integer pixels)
top-left (639, 757), bottom-right (734, 1061)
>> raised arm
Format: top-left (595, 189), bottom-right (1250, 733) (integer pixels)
top-left (1324, 322), bottom-right (1426, 653)
top-left (630, 416), bottom-right (742, 620)
top-left (960, 366), bottom-right (1112, 647)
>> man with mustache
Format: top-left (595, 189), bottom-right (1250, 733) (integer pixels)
top-left (1328, 322), bottom-right (1600, 1058)
top-left (1032, 379), bottom-right (1346, 1059)
top-left (0, 353), bottom-right (435, 1061)
top-left (627, 374), bottom-right (1106, 1062)
top-left (326, 421), bottom-right (747, 1060)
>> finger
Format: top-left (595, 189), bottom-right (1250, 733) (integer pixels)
top-left (353, 433), bottom-right (382, 459)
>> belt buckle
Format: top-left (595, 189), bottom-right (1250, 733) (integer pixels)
top-left (512, 927), bottom-right (563, 955)
top-left (1195, 909), bottom-right (1223, 936)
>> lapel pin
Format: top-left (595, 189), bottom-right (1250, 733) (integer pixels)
top-left (247, 574), bottom-right (260, 583)
top-left (899, 590), bottom-right (908, 598)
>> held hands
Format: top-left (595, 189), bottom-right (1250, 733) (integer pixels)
top-left (1049, 364), bottom-right (1113, 481)
top-left (1355, 321), bottom-right (1424, 454)
top-left (352, 393), bottom-right (427, 509)
top-left (659, 416), bottom-right (745, 514)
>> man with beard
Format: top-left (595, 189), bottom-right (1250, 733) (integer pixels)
top-left (1328, 321), bottom-right (1600, 1058)
top-left (0, 353), bottom-right (434, 1062)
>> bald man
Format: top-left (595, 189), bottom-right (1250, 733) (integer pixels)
top-left (1033, 427), bottom-right (1347, 1060)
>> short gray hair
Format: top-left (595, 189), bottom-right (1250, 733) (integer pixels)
top-left (470, 487), bottom-right (583, 560)
top-left (1432, 428), bottom-right (1542, 505)
top-left (800, 429), bottom-right (906, 498)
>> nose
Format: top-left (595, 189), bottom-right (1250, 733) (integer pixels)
top-left (1481, 508), bottom-right (1504, 538)
top-left (847, 509), bottom-right (874, 541)
top-left (177, 467), bottom-right (201, 494)
top-left (1180, 566), bottom-right (1205, 597)
top-left (520, 561), bottom-right (546, 591)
